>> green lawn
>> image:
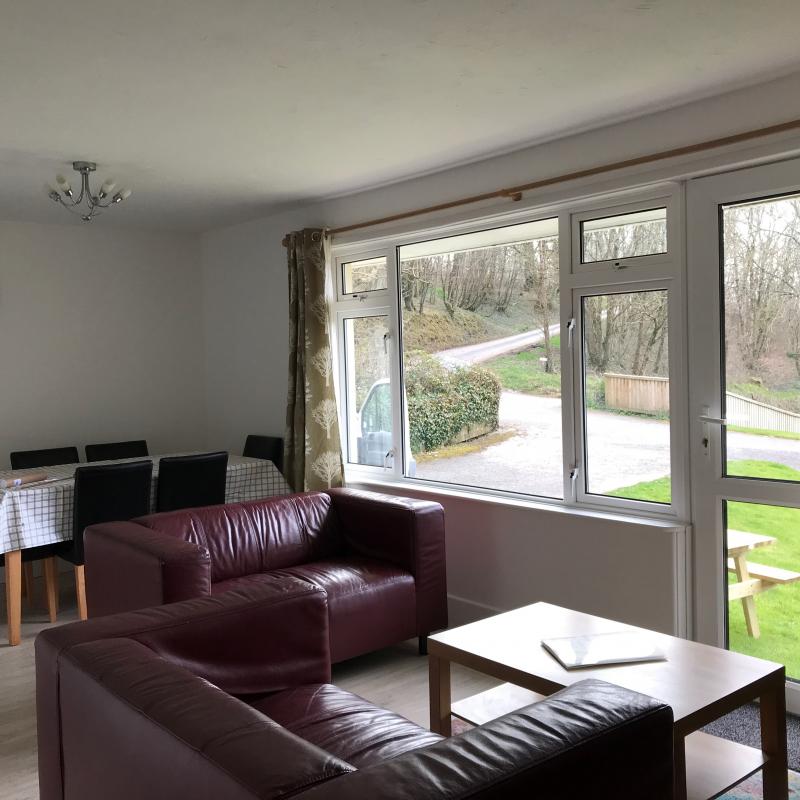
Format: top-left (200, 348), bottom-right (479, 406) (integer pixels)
top-left (609, 460), bottom-right (800, 677)
top-left (727, 424), bottom-right (800, 442)
top-left (484, 337), bottom-right (604, 405)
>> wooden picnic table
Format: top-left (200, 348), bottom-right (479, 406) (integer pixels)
top-left (727, 528), bottom-right (800, 638)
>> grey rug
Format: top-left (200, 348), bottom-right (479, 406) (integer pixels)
top-left (703, 703), bottom-right (800, 772)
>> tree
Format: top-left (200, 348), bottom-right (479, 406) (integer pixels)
top-left (514, 238), bottom-right (559, 371)
top-left (723, 203), bottom-right (788, 372)
top-left (311, 451), bottom-right (341, 489)
top-left (401, 257), bottom-right (437, 313)
top-left (311, 398), bottom-right (338, 439)
top-left (310, 346), bottom-right (333, 387)
top-left (310, 295), bottom-right (329, 327)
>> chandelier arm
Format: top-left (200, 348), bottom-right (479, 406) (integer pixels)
top-left (53, 198), bottom-right (84, 217)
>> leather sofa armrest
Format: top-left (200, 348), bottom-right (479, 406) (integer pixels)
top-left (298, 680), bottom-right (675, 800)
top-left (85, 521), bottom-right (212, 617)
top-left (37, 580), bottom-right (332, 800)
top-left (327, 488), bottom-right (447, 636)
top-left (52, 638), bottom-right (352, 800)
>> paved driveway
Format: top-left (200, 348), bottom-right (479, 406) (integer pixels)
top-left (415, 392), bottom-right (800, 498)
top-left (436, 324), bottom-right (559, 367)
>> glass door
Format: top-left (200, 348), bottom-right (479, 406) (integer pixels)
top-left (688, 158), bottom-right (800, 709)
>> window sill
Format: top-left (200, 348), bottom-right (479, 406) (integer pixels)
top-left (345, 473), bottom-right (689, 531)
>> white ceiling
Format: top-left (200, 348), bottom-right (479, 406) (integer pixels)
top-left (3, 0), bottom-right (800, 232)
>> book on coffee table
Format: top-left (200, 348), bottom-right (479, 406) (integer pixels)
top-left (541, 631), bottom-right (666, 670)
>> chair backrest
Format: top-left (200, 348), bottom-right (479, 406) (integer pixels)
top-left (71, 460), bottom-right (154, 564)
top-left (10, 446), bottom-right (80, 470)
top-left (137, 491), bottom-right (341, 582)
top-left (85, 439), bottom-right (149, 463)
top-left (243, 435), bottom-right (284, 473)
top-left (156, 452), bottom-right (229, 513)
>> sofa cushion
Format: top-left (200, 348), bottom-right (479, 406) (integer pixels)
top-left (248, 684), bottom-right (443, 768)
top-left (272, 558), bottom-right (417, 662)
top-left (135, 492), bottom-right (343, 582)
top-left (210, 572), bottom-right (303, 597)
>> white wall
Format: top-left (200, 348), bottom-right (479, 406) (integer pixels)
top-left (198, 71), bottom-right (800, 634)
top-left (0, 220), bottom-right (207, 467)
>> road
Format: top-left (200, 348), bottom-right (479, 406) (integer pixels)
top-left (415, 392), bottom-right (800, 498)
top-left (436, 324), bottom-right (560, 367)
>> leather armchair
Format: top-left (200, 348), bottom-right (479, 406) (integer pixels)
top-left (37, 587), bottom-right (675, 800)
top-left (84, 488), bottom-right (447, 662)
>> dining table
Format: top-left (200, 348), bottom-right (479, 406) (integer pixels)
top-left (1, 453), bottom-right (292, 645)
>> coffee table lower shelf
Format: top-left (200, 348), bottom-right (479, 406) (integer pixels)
top-left (451, 684), bottom-right (767, 800)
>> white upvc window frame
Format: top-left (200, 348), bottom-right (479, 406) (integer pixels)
top-left (564, 189), bottom-right (688, 521)
top-left (571, 198), bottom-right (674, 273)
top-left (330, 182), bottom-right (687, 522)
top-left (335, 248), bottom-right (392, 302)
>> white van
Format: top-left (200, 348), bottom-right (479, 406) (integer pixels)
top-left (356, 380), bottom-right (416, 475)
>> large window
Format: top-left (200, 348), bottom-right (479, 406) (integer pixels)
top-left (334, 188), bottom-right (683, 516)
top-left (398, 220), bottom-right (562, 497)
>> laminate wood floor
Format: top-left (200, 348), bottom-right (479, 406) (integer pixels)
top-left (0, 581), bottom-right (498, 800)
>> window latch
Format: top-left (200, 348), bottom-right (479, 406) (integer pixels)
top-left (567, 318), bottom-right (576, 349)
top-left (383, 448), bottom-right (395, 470)
top-left (569, 465), bottom-right (579, 500)
top-left (383, 332), bottom-right (390, 354)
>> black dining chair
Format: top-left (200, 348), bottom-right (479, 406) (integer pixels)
top-left (59, 460), bottom-right (154, 620)
top-left (4, 446), bottom-right (79, 628)
top-left (85, 439), bottom-right (149, 462)
top-left (156, 452), bottom-right (228, 513)
top-left (10, 446), bottom-right (80, 470)
top-left (243, 434), bottom-right (284, 474)
top-left (1, 545), bottom-right (60, 642)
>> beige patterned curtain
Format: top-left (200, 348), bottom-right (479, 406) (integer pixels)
top-left (284, 229), bottom-right (344, 491)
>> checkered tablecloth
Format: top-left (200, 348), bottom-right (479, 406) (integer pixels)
top-left (0, 453), bottom-right (292, 554)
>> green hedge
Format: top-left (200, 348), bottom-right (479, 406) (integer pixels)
top-left (404, 351), bottom-right (501, 452)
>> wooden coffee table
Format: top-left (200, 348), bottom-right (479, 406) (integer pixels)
top-left (428, 602), bottom-right (788, 800)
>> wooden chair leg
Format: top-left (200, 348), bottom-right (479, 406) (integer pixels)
top-left (5, 550), bottom-right (22, 646)
top-left (43, 558), bottom-right (58, 623)
top-left (74, 565), bottom-right (87, 621)
top-left (22, 562), bottom-right (34, 603)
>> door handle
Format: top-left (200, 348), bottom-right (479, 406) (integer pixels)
top-left (699, 415), bottom-right (727, 425)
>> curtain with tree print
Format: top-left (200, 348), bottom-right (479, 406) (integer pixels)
top-left (284, 229), bottom-right (344, 491)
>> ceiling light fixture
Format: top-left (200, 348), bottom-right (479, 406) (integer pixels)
top-left (47, 161), bottom-right (132, 222)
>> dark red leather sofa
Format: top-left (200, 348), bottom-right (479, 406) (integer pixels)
top-left (84, 488), bottom-right (447, 662)
top-left (37, 581), bottom-right (675, 800)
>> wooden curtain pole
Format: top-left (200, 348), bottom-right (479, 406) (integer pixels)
top-left (282, 117), bottom-right (800, 246)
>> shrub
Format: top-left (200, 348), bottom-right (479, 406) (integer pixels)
top-left (404, 351), bottom-right (501, 452)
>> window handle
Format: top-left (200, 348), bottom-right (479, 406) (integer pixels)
top-left (569, 465), bottom-right (579, 500)
top-left (383, 332), bottom-right (390, 354)
top-left (384, 447), bottom-right (395, 470)
top-left (567, 318), bottom-right (576, 349)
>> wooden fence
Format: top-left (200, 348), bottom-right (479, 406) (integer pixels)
top-left (604, 373), bottom-right (669, 413)
top-left (726, 392), bottom-right (800, 434)
top-left (603, 377), bottom-right (800, 432)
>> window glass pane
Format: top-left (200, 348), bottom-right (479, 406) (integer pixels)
top-left (342, 256), bottom-right (387, 294)
top-left (398, 219), bottom-right (563, 497)
top-left (343, 315), bottom-right (392, 466)
top-left (582, 289), bottom-right (671, 504)
top-left (581, 207), bottom-right (667, 264)
top-left (725, 500), bottom-right (800, 680)
top-left (721, 194), bottom-right (800, 482)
